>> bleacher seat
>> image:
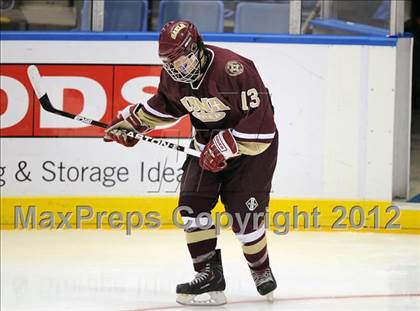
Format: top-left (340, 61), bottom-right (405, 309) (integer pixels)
top-left (372, 0), bottom-right (390, 22)
top-left (158, 0), bottom-right (224, 32)
top-left (234, 2), bottom-right (289, 33)
top-left (77, 0), bottom-right (90, 31)
top-left (104, 0), bottom-right (148, 31)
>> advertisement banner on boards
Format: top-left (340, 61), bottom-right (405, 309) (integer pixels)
top-left (0, 64), bottom-right (192, 138)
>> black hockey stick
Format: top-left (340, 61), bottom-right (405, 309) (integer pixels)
top-left (27, 65), bottom-right (201, 158)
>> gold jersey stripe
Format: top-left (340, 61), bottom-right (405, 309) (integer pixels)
top-left (242, 235), bottom-right (267, 255)
top-left (185, 228), bottom-right (217, 244)
top-left (237, 141), bottom-right (271, 156)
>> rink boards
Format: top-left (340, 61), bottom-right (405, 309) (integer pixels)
top-left (2, 196), bottom-right (420, 234)
top-left (0, 33), bottom-right (418, 232)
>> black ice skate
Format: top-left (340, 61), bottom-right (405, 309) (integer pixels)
top-left (251, 266), bottom-right (277, 301)
top-left (176, 249), bottom-right (226, 306)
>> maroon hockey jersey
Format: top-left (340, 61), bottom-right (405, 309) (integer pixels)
top-left (139, 45), bottom-right (277, 155)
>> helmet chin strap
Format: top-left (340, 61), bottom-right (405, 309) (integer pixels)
top-left (199, 45), bottom-right (210, 71)
top-left (194, 47), bottom-right (212, 83)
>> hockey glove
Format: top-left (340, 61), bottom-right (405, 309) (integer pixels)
top-left (104, 104), bottom-right (151, 147)
top-left (199, 130), bottom-right (239, 173)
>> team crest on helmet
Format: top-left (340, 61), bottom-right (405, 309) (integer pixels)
top-left (225, 60), bottom-right (244, 76)
top-left (171, 22), bottom-right (187, 39)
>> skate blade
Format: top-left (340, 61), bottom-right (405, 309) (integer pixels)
top-left (176, 291), bottom-right (227, 306)
top-left (265, 291), bottom-right (275, 302)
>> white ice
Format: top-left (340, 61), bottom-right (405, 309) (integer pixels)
top-left (1, 229), bottom-right (419, 311)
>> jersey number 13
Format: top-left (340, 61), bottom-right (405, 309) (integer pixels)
top-left (241, 88), bottom-right (261, 111)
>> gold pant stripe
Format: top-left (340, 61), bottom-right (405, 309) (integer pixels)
top-left (186, 228), bottom-right (217, 244)
top-left (242, 236), bottom-right (267, 255)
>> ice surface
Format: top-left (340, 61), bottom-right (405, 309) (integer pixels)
top-left (1, 229), bottom-right (419, 311)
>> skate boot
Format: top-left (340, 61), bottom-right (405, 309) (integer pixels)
top-left (251, 266), bottom-right (277, 301)
top-left (176, 249), bottom-right (226, 306)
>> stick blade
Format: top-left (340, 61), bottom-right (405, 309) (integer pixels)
top-left (27, 65), bottom-right (46, 99)
top-left (27, 65), bottom-right (56, 113)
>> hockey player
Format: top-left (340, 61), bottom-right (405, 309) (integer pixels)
top-left (104, 20), bottom-right (278, 305)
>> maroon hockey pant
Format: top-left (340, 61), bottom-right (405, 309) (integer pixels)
top-left (178, 134), bottom-right (278, 272)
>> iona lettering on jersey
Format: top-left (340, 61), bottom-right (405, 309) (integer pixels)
top-left (180, 96), bottom-right (231, 122)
